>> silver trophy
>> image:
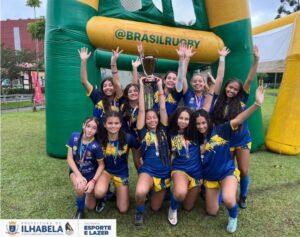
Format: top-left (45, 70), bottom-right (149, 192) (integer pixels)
top-left (141, 56), bottom-right (157, 109)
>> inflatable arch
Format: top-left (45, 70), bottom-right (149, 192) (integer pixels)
top-left (253, 12), bottom-right (300, 155)
top-left (46, 0), bottom-right (264, 157)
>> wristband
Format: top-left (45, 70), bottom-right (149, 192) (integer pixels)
top-left (254, 102), bottom-right (261, 107)
top-left (90, 178), bottom-right (96, 184)
top-left (159, 92), bottom-right (164, 96)
top-left (207, 92), bottom-right (214, 97)
top-left (110, 64), bottom-right (117, 66)
top-left (219, 56), bottom-right (225, 62)
top-left (112, 71), bottom-right (118, 74)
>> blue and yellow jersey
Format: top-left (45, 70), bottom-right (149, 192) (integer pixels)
top-left (102, 134), bottom-right (139, 177)
top-left (153, 87), bottom-right (183, 116)
top-left (87, 87), bottom-right (122, 121)
top-left (183, 88), bottom-right (205, 110)
top-left (229, 89), bottom-right (251, 148)
top-left (202, 122), bottom-right (237, 181)
top-left (67, 132), bottom-right (103, 180)
top-left (170, 134), bottom-right (202, 179)
top-left (138, 125), bottom-right (171, 179)
top-left (120, 103), bottom-right (139, 139)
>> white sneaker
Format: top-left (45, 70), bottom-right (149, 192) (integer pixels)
top-left (227, 217), bottom-right (238, 233)
top-left (168, 207), bottom-right (178, 226)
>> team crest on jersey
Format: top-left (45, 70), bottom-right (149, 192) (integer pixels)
top-left (165, 94), bottom-right (176, 104)
top-left (144, 132), bottom-right (156, 146)
top-left (205, 135), bottom-right (228, 151)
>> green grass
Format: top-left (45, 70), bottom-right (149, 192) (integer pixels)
top-left (1, 101), bottom-right (33, 109)
top-left (1, 92), bottom-right (300, 237)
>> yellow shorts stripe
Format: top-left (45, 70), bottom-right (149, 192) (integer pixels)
top-left (171, 170), bottom-right (202, 190)
top-left (204, 168), bottom-right (240, 189)
top-left (104, 170), bottom-right (128, 187)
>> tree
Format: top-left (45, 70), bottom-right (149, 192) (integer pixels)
top-left (0, 44), bottom-right (35, 92)
top-left (27, 17), bottom-right (45, 41)
top-left (275, 0), bottom-right (300, 19)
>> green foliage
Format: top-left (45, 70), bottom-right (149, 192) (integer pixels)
top-left (26, 0), bottom-right (41, 8)
top-left (275, 0), bottom-right (300, 19)
top-left (0, 44), bottom-right (35, 86)
top-left (1, 87), bottom-right (45, 95)
top-left (27, 17), bottom-right (45, 41)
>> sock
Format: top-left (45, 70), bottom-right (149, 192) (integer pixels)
top-left (136, 204), bottom-right (145, 214)
top-left (170, 193), bottom-right (179, 210)
top-left (76, 196), bottom-right (85, 211)
top-left (218, 190), bottom-right (223, 206)
top-left (228, 203), bottom-right (238, 218)
top-left (240, 175), bottom-right (249, 198)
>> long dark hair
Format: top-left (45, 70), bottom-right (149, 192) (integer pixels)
top-left (145, 109), bottom-right (170, 166)
top-left (76, 116), bottom-right (100, 158)
top-left (100, 111), bottom-right (126, 150)
top-left (193, 109), bottom-right (213, 144)
top-left (100, 77), bottom-right (116, 113)
top-left (212, 78), bottom-right (244, 125)
top-left (121, 83), bottom-right (139, 122)
top-left (168, 107), bottom-right (198, 142)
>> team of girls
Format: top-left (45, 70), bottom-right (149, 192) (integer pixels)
top-left (68, 44), bottom-right (261, 234)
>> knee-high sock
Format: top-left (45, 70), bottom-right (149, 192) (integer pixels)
top-left (136, 204), bottom-right (145, 214)
top-left (218, 190), bottom-right (223, 206)
top-left (76, 195), bottom-right (86, 211)
top-left (240, 175), bottom-right (249, 198)
top-left (170, 192), bottom-right (179, 210)
top-left (228, 203), bottom-right (238, 218)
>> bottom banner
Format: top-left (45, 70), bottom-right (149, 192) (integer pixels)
top-left (0, 219), bottom-right (116, 237)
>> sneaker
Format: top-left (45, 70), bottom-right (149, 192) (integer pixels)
top-left (168, 207), bottom-right (178, 226)
top-left (74, 209), bottom-right (84, 219)
top-left (134, 212), bottom-right (143, 226)
top-left (238, 196), bottom-right (247, 209)
top-left (227, 217), bottom-right (238, 233)
top-left (95, 200), bottom-right (105, 213)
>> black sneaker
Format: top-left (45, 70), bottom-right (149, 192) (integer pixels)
top-left (95, 200), bottom-right (105, 213)
top-left (238, 196), bottom-right (247, 209)
top-left (134, 212), bottom-right (143, 226)
top-left (74, 209), bottom-right (84, 219)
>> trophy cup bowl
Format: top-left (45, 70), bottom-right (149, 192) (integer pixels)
top-left (141, 56), bottom-right (157, 84)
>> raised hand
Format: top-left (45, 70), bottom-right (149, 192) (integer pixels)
top-left (132, 57), bottom-right (142, 68)
top-left (253, 45), bottom-right (260, 61)
top-left (185, 45), bottom-right (196, 59)
top-left (112, 47), bottom-right (123, 61)
top-left (78, 47), bottom-right (91, 61)
top-left (218, 46), bottom-right (230, 57)
top-left (255, 83), bottom-right (264, 106)
top-left (176, 42), bottom-right (186, 59)
top-left (156, 77), bottom-right (163, 88)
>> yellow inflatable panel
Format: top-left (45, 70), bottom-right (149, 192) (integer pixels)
top-left (86, 16), bottom-right (224, 63)
top-left (205, 0), bottom-right (250, 28)
top-left (78, 0), bottom-right (99, 11)
top-left (265, 14), bottom-right (300, 155)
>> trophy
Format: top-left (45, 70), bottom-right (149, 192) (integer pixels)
top-left (141, 56), bottom-right (157, 109)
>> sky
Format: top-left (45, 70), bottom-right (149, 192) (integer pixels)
top-left (1, 0), bottom-right (279, 27)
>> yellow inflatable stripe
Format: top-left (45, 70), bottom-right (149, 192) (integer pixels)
top-left (87, 16), bottom-right (224, 63)
top-left (253, 12), bottom-right (299, 35)
top-left (78, 0), bottom-right (98, 11)
top-left (205, 0), bottom-right (250, 28)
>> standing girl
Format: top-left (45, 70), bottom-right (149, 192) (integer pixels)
top-left (212, 46), bottom-right (260, 208)
top-left (94, 111), bottom-right (139, 213)
top-left (195, 85), bottom-right (264, 233)
top-left (134, 76), bottom-right (171, 226)
top-left (78, 47), bottom-right (123, 124)
top-left (180, 45), bottom-right (230, 110)
top-left (67, 117), bottom-right (104, 219)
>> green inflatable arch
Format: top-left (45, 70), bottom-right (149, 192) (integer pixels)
top-left (46, 0), bottom-right (264, 158)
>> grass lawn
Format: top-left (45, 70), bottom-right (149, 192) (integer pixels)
top-left (1, 101), bottom-right (33, 110)
top-left (1, 91), bottom-right (300, 237)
